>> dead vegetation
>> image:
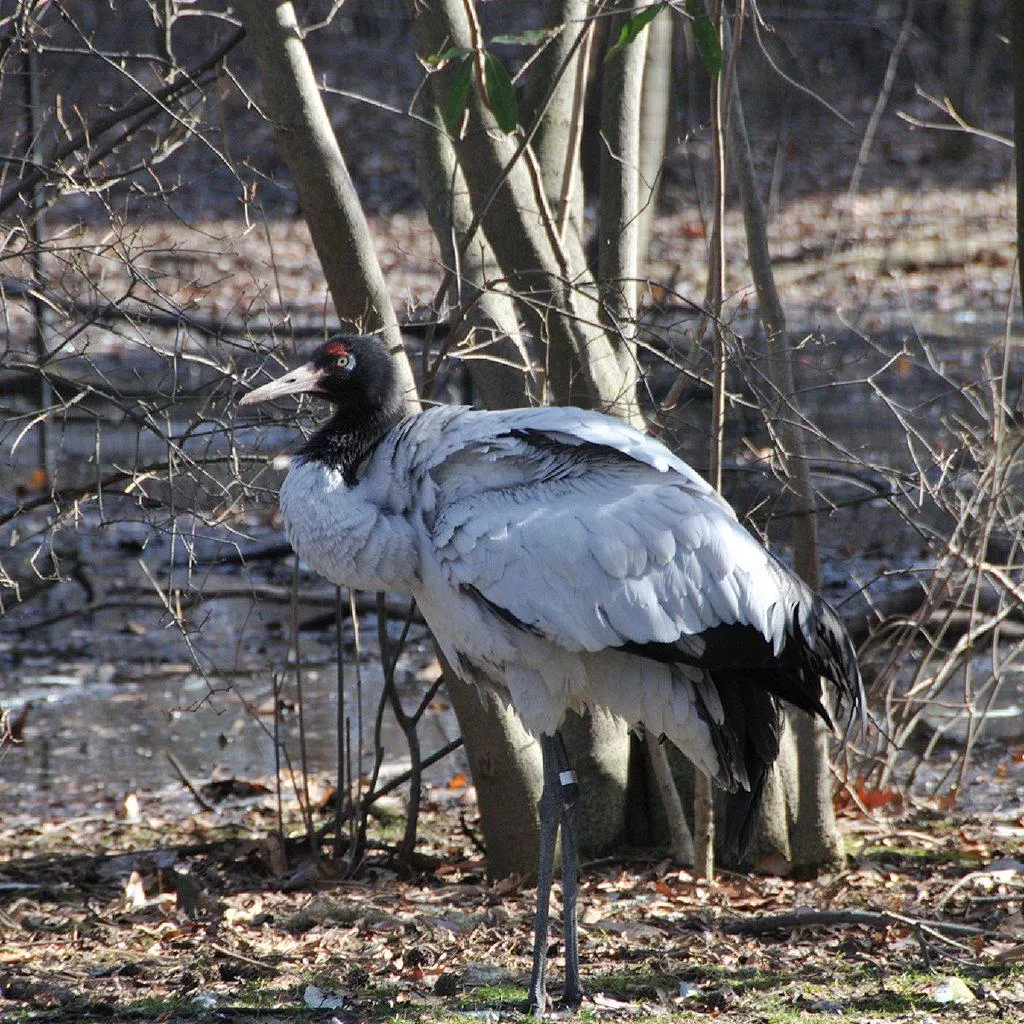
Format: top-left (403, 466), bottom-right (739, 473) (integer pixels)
top-left (1, 779), bottom-right (1024, 1022)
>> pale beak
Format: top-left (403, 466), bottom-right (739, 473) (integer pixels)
top-left (239, 361), bottom-right (325, 406)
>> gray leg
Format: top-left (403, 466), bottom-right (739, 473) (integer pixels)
top-left (526, 733), bottom-right (561, 1014)
top-left (556, 735), bottom-right (583, 1007)
top-left (526, 732), bottom-right (583, 1014)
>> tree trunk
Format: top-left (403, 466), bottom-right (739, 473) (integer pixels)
top-left (521, 0), bottom-right (593, 269)
top-left (693, 0), bottom-right (730, 881)
top-left (234, 0), bottom-right (408, 388)
top-left (636, 7), bottom-right (672, 271)
top-left (726, 55), bottom-right (844, 874)
top-left (1012, 0), bottom-right (1024, 307)
top-left (647, 738), bottom-right (695, 864)
top-left (415, 95), bottom-right (535, 410)
top-left (409, 0), bottom-right (631, 417)
top-left (407, 0), bottom-right (641, 874)
top-left (595, 0), bottom-right (648, 427)
top-left (560, 708), bottom-right (631, 856)
top-left (442, 655), bottom-right (545, 880)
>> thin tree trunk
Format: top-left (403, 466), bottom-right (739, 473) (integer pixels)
top-left (726, 52), bottom-right (843, 874)
top-left (647, 739), bottom-right (695, 864)
top-left (596, 0), bottom-right (648, 426)
top-left (410, 0), bottom-right (630, 417)
top-left (521, 0), bottom-right (593, 269)
top-left (23, 41), bottom-right (51, 478)
top-left (1012, 0), bottom-right (1024, 306)
top-left (636, 7), bottom-right (672, 271)
top-left (415, 99), bottom-right (535, 410)
top-left (694, 0), bottom-right (729, 882)
top-left (596, 0), bottom-right (695, 865)
top-left (442, 654), bottom-right (545, 880)
top-left (559, 708), bottom-right (631, 856)
top-left (235, 0), bottom-right (410, 394)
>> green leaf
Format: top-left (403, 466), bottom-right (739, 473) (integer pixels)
top-left (424, 45), bottom-right (471, 70)
top-left (483, 52), bottom-right (518, 133)
top-left (489, 29), bottom-right (553, 46)
top-left (684, 0), bottom-right (723, 77)
top-left (443, 54), bottom-right (473, 134)
top-left (605, 2), bottom-right (666, 62)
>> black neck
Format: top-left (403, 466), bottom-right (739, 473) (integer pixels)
top-left (298, 404), bottom-right (403, 484)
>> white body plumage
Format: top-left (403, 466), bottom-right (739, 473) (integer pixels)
top-left (279, 404), bottom-right (840, 790)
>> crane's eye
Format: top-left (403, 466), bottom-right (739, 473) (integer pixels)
top-left (321, 340), bottom-right (355, 370)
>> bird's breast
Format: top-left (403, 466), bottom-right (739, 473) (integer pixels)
top-left (279, 458), bottom-right (419, 592)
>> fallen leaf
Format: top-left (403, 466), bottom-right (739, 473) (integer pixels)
top-left (930, 977), bottom-right (975, 1004)
top-left (124, 870), bottom-right (146, 909)
top-left (303, 984), bottom-right (345, 1009)
top-left (123, 793), bottom-right (141, 821)
top-left (593, 991), bottom-right (634, 1010)
top-left (854, 777), bottom-right (902, 810)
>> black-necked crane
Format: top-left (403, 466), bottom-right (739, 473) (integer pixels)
top-left (240, 334), bottom-right (862, 1012)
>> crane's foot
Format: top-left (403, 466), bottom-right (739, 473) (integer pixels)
top-left (523, 985), bottom-right (585, 1015)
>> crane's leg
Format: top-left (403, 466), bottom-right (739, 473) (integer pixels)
top-left (556, 733), bottom-right (583, 1008)
top-left (526, 733), bottom-right (561, 1014)
top-left (526, 731), bottom-right (582, 1014)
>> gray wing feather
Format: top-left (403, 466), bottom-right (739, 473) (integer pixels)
top-left (430, 447), bottom-right (783, 655)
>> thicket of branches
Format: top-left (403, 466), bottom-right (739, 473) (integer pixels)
top-left (1, 1), bottom-right (1020, 878)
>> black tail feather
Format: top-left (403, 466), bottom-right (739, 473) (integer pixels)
top-left (626, 575), bottom-right (862, 860)
top-left (723, 760), bottom-right (771, 860)
top-left (710, 675), bottom-right (783, 860)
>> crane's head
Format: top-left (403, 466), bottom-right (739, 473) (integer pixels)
top-left (239, 335), bottom-right (401, 422)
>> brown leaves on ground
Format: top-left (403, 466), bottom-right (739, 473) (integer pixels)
top-left (2, 784), bottom-right (1024, 1021)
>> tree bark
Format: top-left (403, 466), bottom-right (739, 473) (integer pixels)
top-left (521, 0), bottom-right (593, 268)
top-left (726, 55), bottom-right (843, 874)
top-left (647, 739), bottom-right (694, 864)
top-left (234, 0), bottom-right (410, 394)
top-left (636, 6), bottom-right (672, 270)
top-left (409, 0), bottom-right (631, 417)
top-left (1012, 0), bottom-right (1024, 307)
top-left (595, 0), bottom-right (648, 426)
top-left (693, 0), bottom-right (731, 881)
top-left (442, 655), bottom-right (545, 880)
top-left (559, 708), bottom-right (631, 856)
top-left (415, 96), bottom-right (535, 410)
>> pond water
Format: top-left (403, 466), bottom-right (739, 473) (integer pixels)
top-left (0, 605), bottom-right (464, 823)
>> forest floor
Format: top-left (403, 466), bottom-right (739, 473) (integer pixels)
top-left (3, 20), bottom-right (1024, 1023)
top-left (1, 773), bottom-right (1024, 1024)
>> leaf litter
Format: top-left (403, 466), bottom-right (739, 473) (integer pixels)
top-left (1, 769), bottom-right (1024, 1021)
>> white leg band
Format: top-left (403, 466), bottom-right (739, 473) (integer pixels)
top-left (559, 771), bottom-right (577, 786)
